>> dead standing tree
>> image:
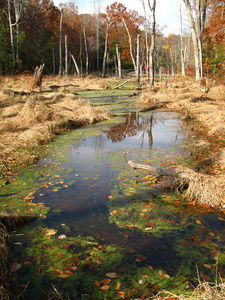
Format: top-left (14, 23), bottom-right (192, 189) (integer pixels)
top-left (31, 63), bottom-right (45, 89)
top-left (148, 0), bottom-right (156, 87)
top-left (102, 8), bottom-right (115, 78)
top-left (183, 0), bottom-right (207, 81)
top-left (59, 8), bottom-right (63, 78)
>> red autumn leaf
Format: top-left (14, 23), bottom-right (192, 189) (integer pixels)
top-left (100, 285), bottom-right (110, 290)
top-left (142, 215), bottom-right (147, 220)
top-left (65, 270), bottom-right (73, 275)
top-left (145, 264), bottom-right (153, 270)
top-left (147, 221), bottom-right (154, 227)
top-left (136, 256), bottom-right (146, 261)
top-left (181, 242), bottom-right (189, 246)
top-left (100, 278), bottom-right (111, 285)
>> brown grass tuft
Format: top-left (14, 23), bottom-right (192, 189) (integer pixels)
top-left (173, 166), bottom-right (225, 207)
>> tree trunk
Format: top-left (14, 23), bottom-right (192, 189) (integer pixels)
top-left (7, 0), bottom-right (15, 64)
top-left (183, 0), bottom-right (207, 81)
top-left (136, 34), bottom-right (140, 82)
top-left (13, 0), bottom-right (23, 60)
top-left (102, 17), bottom-right (113, 78)
top-left (180, 4), bottom-right (185, 77)
top-left (141, 0), bottom-right (149, 75)
top-left (31, 63), bottom-right (45, 89)
top-left (122, 17), bottom-right (137, 73)
top-left (53, 47), bottom-right (55, 77)
top-left (59, 9), bottom-right (63, 78)
top-left (83, 28), bottom-right (89, 76)
top-left (116, 44), bottom-right (122, 79)
top-left (148, 0), bottom-right (156, 87)
top-left (70, 53), bottom-right (80, 75)
top-left (65, 35), bottom-right (68, 77)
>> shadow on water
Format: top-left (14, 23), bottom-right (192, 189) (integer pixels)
top-left (5, 109), bottom-right (225, 299)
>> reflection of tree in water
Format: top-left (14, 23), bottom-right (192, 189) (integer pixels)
top-left (107, 113), bottom-right (154, 148)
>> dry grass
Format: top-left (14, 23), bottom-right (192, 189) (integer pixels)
top-left (0, 77), bottom-right (113, 175)
top-left (153, 282), bottom-right (225, 300)
top-left (172, 166), bottom-right (225, 207)
top-left (138, 77), bottom-right (225, 208)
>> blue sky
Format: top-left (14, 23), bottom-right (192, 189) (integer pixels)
top-left (54, 0), bottom-right (189, 36)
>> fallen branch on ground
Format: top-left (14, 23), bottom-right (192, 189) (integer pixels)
top-left (113, 79), bottom-right (131, 90)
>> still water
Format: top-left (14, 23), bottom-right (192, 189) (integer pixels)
top-left (9, 111), bottom-right (225, 299)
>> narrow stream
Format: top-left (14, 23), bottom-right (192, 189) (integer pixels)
top-left (4, 109), bottom-right (225, 299)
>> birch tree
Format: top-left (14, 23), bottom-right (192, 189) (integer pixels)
top-left (59, 8), bottom-right (63, 78)
top-left (7, 0), bottom-right (24, 64)
top-left (148, 0), bottom-right (156, 87)
top-left (102, 4), bottom-right (116, 77)
top-left (180, 4), bottom-right (186, 76)
top-left (183, 0), bottom-right (207, 81)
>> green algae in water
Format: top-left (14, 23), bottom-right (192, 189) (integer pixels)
top-left (6, 111), bottom-right (225, 299)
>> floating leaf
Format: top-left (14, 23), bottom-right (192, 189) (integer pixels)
top-left (162, 274), bottom-right (170, 279)
top-left (58, 274), bottom-right (70, 278)
top-left (204, 264), bottom-right (211, 269)
top-left (10, 263), bottom-right (21, 272)
top-left (118, 291), bottom-right (125, 298)
top-left (145, 264), bottom-right (153, 270)
top-left (65, 270), bottom-right (73, 275)
top-left (106, 272), bottom-right (118, 279)
top-left (116, 281), bottom-right (121, 290)
top-left (196, 220), bottom-right (201, 225)
top-left (219, 217), bottom-right (225, 221)
top-left (145, 227), bottom-right (152, 231)
top-left (100, 285), bottom-right (110, 290)
top-left (94, 281), bottom-right (100, 286)
top-left (100, 278), bottom-right (111, 285)
top-left (46, 229), bottom-right (56, 236)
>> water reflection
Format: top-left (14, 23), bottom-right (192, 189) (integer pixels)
top-left (72, 111), bottom-right (183, 154)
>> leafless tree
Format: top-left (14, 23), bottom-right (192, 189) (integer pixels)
top-left (148, 0), bottom-right (156, 87)
top-left (183, 0), bottom-right (207, 81)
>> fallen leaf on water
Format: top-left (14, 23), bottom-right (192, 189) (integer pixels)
top-left (162, 274), bottom-right (170, 279)
top-left (100, 278), bottom-right (111, 285)
top-left (147, 221), bottom-right (154, 227)
top-left (100, 285), bottom-right (110, 290)
top-left (118, 291), bottom-right (125, 298)
top-left (218, 217), bottom-right (225, 221)
top-left (145, 227), bottom-right (152, 231)
top-left (10, 263), bottom-right (21, 272)
top-left (196, 220), bottom-right (201, 225)
top-left (106, 272), bottom-right (118, 278)
top-left (94, 281), bottom-right (100, 286)
top-left (46, 229), bottom-right (56, 236)
top-left (204, 264), bottom-right (211, 269)
top-left (208, 232), bottom-right (215, 237)
top-left (116, 281), bottom-right (121, 290)
top-left (65, 270), bottom-right (73, 275)
top-left (145, 264), bottom-right (153, 270)
top-left (58, 274), bottom-right (70, 278)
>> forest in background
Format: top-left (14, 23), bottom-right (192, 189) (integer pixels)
top-left (0, 0), bottom-right (224, 78)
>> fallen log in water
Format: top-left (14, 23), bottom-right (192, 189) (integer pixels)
top-left (128, 160), bottom-right (174, 176)
top-left (128, 160), bottom-right (225, 208)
